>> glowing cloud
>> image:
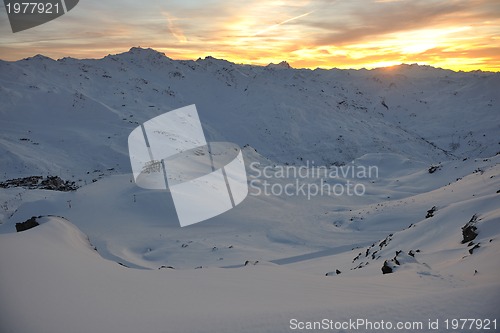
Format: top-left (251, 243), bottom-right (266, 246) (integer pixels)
top-left (253, 11), bottom-right (314, 36)
top-left (0, 0), bottom-right (498, 71)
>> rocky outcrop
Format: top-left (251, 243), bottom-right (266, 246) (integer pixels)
top-left (15, 216), bottom-right (39, 232)
top-left (0, 176), bottom-right (78, 191)
top-left (462, 214), bottom-right (478, 244)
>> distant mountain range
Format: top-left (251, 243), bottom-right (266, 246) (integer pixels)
top-left (1, 47), bottom-right (498, 182)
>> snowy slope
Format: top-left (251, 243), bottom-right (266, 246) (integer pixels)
top-left (1, 47), bottom-right (498, 181)
top-left (1, 216), bottom-right (499, 333)
top-left (0, 48), bottom-right (499, 333)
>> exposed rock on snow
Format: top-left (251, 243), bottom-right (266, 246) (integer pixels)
top-left (0, 176), bottom-right (78, 191)
top-left (325, 269), bottom-right (342, 276)
top-left (382, 260), bottom-right (393, 274)
top-left (381, 250), bottom-right (420, 274)
top-left (15, 216), bottom-right (39, 232)
top-left (425, 206), bottom-right (437, 218)
top-left (462, 214), bottom-right (479, 243)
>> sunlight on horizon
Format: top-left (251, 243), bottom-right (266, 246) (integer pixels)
top-left (0, 0), bottom-right (499, 72)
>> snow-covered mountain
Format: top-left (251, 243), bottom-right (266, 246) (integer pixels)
top-left (1, 47), bottom-right (498, 180)
top-left (0, 48), bottom-right (499, 333)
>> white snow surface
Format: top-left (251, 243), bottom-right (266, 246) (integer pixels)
top-left (0, 48), bottom-right (499, 332)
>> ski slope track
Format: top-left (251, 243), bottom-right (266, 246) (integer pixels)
top-left (0, 47), bottom-right (499, 333)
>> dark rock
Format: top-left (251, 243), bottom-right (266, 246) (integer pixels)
top-left (381, 100), bottom-right (389, 110)
top-left (382, 250), bottom-right (421, 274)
top-left (426, 206), bottom-right (437, 218)
top-left (462, 214), bottom-right (478, 244)
top-left (0, 176), bottom-right (42, 189)
top-left (159, 265), bottom-right (175, 270)
top-left (326, 269), bottom-right (342, 276)
top-left (0, 175), bottom-right (78, 191)
top-left (469, 243), bottom-right (480, 254)
top-left (379, 239), bottom-right (387, 248)
top-left (15, 216), bottom-right (39, 232)
top-left (382, 261), bottom-right (393, 274)
top-left (428, 165), bottom-right (440, 174)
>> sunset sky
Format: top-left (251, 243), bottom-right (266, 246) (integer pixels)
top-left (0, 0), bottom-right (499, 71)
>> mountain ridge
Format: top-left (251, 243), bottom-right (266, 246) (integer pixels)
top-left (1, 46), bottom-right (498, 182)
top-left (4, 46), bottom-right (499, 74)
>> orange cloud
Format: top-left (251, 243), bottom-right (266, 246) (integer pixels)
top-left (0, 0), bottom-right (498, 71)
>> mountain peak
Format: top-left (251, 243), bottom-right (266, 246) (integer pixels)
top-left (104, 47), bottom-right (172, 64)
top-left (22, 54), bottom-right (55, 62)
top-left (267, 61), bottom-right (292, 69)
top-left (196, 56), bottom-right (234, 66)
top-left (127, 47), bottom-right (166, 57)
